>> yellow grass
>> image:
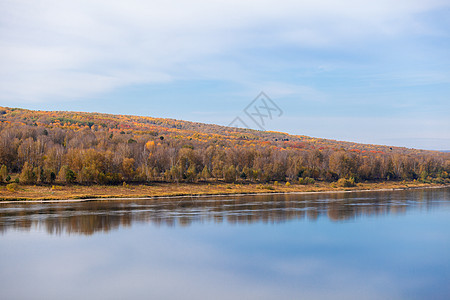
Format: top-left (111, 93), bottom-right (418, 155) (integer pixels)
top-left (0, 181), bottom-right (447, 202)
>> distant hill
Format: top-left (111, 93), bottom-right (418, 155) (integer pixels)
top-left (0, 106), bottom-right (435, 154)
top-left (0, 106), bottom-right (449, 185)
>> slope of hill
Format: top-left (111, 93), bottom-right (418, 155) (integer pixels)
top-left (0, 106), bottom-right (449, 187)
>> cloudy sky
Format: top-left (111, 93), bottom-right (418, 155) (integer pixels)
top-left (1, 0), bottom-right (449, 149)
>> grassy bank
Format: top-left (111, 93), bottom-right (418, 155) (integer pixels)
top-left (0, 180), bottom-right (447, 202)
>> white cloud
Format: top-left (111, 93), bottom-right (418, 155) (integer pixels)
top-left (0, 0), bottom-right (448, 102)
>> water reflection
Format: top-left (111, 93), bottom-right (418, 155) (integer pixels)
top-left (0, 187), bottom-right (448, 235)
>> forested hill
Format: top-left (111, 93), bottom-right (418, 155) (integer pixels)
top-left (0, 106), bottom-right (437, 153)
top-left (0, 106), bottom-right (449, 185)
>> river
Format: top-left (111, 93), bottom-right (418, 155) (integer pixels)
top-left (0, 187), bottom-right (449, 299)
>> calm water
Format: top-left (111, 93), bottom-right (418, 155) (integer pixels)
top-left (1, 187), bottom-right (449, 300)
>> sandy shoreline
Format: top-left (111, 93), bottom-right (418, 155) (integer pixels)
top-left (1, 183), bottom-right (448, 204)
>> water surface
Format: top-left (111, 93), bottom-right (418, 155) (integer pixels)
top-left (1, 187), bottom-right (449, 299)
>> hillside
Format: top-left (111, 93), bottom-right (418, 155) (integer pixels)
top-left (0, 106), bottom-right (449, 186)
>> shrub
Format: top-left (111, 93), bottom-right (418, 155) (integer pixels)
top-left (337, 177), bottom-right (356, 187)
top-left (299, 177), bottom-right (315, 185)
top-left (19, 162), bottom-right (37, 184)
top-left (122, 181), bottom-right (131, 188)
top-left (66, 169), bottom-right (77, 183)
top-left (285, 181), bottom-right (291, 186)
top-left (201, 166), bottom-right (212, 180)
top-left (224, 165), bottom-right (237, 183)
top-left (59, 165), bottom-right (77, 184)
top-left (432, 177), bottom-right (444, 184)
top-left (259, 184), bottom-right (274, 190)
top-left (6, 183), bottom-right (18, 192)
top-left (50, 172), bottom-right (56, 183)
top-left (184, 165), bottom-right (197, 183)
top-left (0, 164), bottom-right (7, 182)
top-left (325, 171), bottom-right (339, 182)
top-left (43, 169), bottom-right (56, 184)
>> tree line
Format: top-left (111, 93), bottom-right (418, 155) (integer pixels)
top-left (1, 122), bottom-right (449, 186)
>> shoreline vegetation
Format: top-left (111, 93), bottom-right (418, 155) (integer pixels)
top-left (1, 107), bottom-right (449, 203)
top-left (1, 181), bottom-right (448, 203)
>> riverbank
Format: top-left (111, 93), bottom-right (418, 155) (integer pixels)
top-left (1, 180), bottom-right (448, 203)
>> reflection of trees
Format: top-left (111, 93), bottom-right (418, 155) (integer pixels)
top-left (0, 188), bottom-right (448, 235)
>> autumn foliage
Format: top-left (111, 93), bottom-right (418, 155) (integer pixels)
top-left (0, 107), bottom-right (449, 186)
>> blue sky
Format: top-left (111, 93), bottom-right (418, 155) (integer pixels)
top-left (1, 0), bottom-right (449, 150)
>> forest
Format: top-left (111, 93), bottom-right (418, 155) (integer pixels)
top-left (0, 107), bottom-right (449, 187)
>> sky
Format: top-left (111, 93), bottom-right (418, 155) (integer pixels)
top-left (1, 0), bottom-right (449, 150)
